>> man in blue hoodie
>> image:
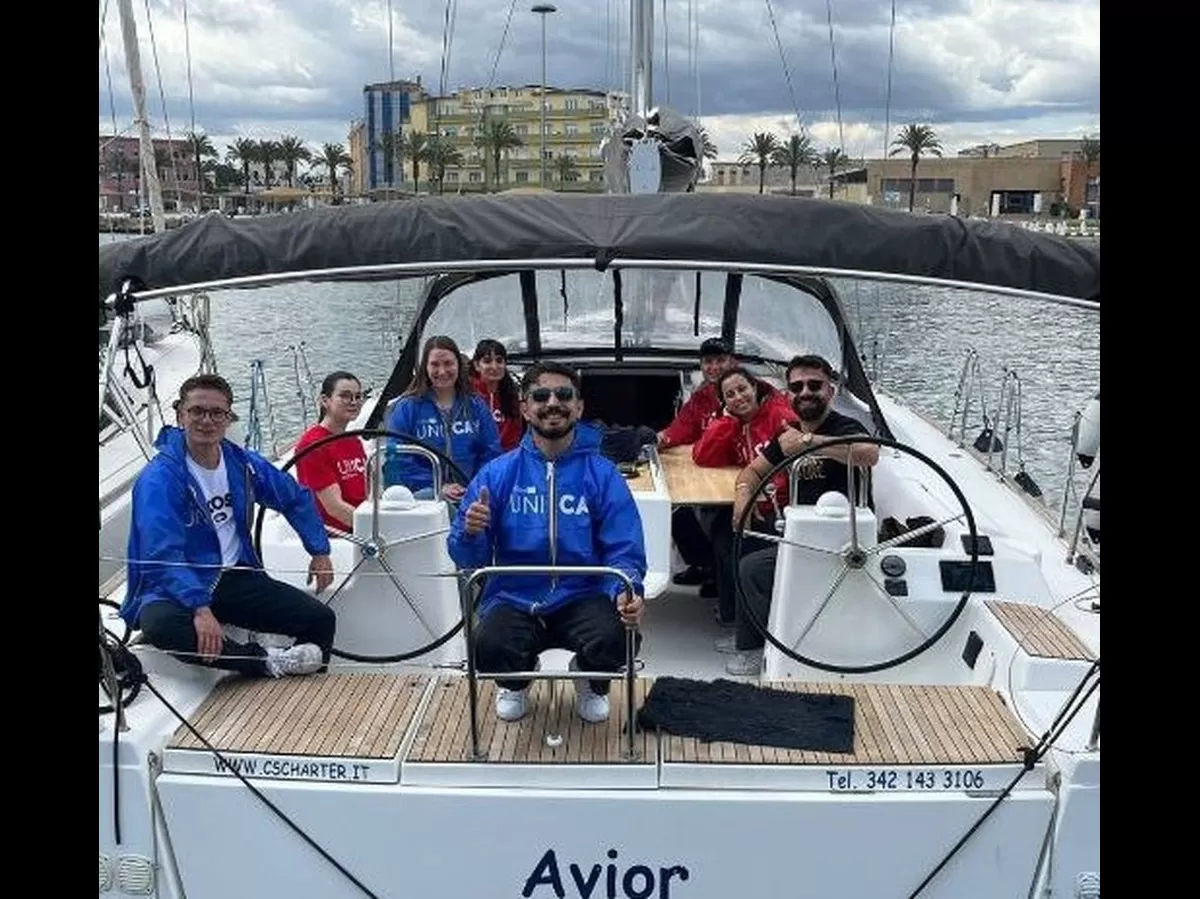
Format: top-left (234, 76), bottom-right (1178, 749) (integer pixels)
top-left (120, 374), bottom-right (337, 679)
top-left (449, 362), bottom-right (647, 724)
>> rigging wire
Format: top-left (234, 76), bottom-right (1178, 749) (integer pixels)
top-left (434, 0), bottom-right (459, 150)
top-left (661, 0), bottom-right (669, 105)
top-left (183, 0), bottom-right (196, 140)
top-left (763, 0), bottom-right (805, 134)
top-left (883, 0), bottom-right (896, 158)
top-left (825, 0), bottom-right (846, 154)
top-left (100, 0), bottom-right (110, 49)
top-left (142, 0), bottom-right (183, 210)
top-left (693, 0), bottom-right (701, 123)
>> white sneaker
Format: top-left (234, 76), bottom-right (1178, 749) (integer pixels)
top-left (714, 634), bottom-right (738, 654)
top-left (725, 651), bottom-right (762, 677)
top-left (265, 643), bottom-right (322, 677)
top-left (495, 688), bottom-right (529, 722)
top-left (569, 656), bottom-right (611, 723)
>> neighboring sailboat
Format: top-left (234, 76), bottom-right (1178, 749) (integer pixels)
top-left (98, 0), bottom-right (211, 591)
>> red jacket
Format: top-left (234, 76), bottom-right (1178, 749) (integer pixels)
top-left (472, 376), bottom-right (524, 451)
top-left (692, 392), bottom-right (797, 509)
top-left (659, 381), bottom-right (723, 448)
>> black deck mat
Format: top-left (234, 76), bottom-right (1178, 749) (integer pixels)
top-left (637, 677), bottom-right (855, 754)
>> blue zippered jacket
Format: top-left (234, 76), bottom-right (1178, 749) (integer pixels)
top-left (448, 423), bottom-right (647, 618)
top-left (120, 426), bottom-right (332, 628)
top-left (383, 392), bottom-right (503, 492)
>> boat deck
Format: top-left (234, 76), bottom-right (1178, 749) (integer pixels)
top-left (985, 600), bottom-right (1096, 660)
top-left (162, 673), bottom-right (1040, 791)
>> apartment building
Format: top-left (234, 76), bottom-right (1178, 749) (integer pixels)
top-left (98, 135), bottom-right (199, 211)
top-left (355, 84), bottom-right (626, 194)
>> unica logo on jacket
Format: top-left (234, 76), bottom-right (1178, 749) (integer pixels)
top-left (414, 417), bottom-right (481, 440)
top-left (509, 485), bottom-right (591, 516)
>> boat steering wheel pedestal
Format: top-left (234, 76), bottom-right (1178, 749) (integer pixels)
top-left (732, 434), bottom-right (980, 675)
top-left (253, 428), bottom-right (470, 664)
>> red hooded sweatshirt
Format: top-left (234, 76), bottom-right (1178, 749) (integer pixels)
top-left (692, 391), bottom-right (797, 510)
top-left (472, 376), bottom-right (524, 451)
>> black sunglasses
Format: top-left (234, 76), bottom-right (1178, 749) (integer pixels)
top-left (527, 386), bottom-right (578, 403)
top-left (788, 378), bottom-right (828, 394)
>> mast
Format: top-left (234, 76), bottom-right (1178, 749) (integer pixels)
top-left (629, 0), bottom-right (654, 120)
top-left (117, 0), bottom-right (166, 233)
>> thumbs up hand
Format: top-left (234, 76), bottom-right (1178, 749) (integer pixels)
top-left (465, 485), bottom-right (491, 536)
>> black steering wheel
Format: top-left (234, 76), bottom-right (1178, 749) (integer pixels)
top-left (732, 433), bottom-right (980, 675)
top-left (253, 428), bottom-right (469, 663)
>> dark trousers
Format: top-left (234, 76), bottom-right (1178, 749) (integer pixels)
top-left (138, 568), bottom-right (337, 678)
top-left (736, 546), bottom-right (779, 651)
top-left (671, 507), bottom-right (713, 570)
top-left (474, 595), bottom-right (640, 694)
top-left (703, 507), bottom-right (773, 625)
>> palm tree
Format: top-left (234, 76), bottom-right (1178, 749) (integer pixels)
top-left (552, 153), bottom-right (579, 190)
top-left (318, 142), bottom-right (353, 203)
top-left (697, 126), bottom-right (718, 160)
top-left (424, 137), bottom-right (463, 195)
top-left (399, 130), bottom-right (429, 193)
top-left (185, 131), bottom-right (217, 208)
top-left (820, 147), bottom-right (851, 200)
top-left (108, 148), bottom-right (130, 211)
top-left (277, 135), bottom-right (312, 189)
top-left (888, 123), bottom-right (943, 212)
top-left (256, 140), bottom-right (282, 189)
top-left (372, 129), bottom-right (404, 197)
top-left (738, 132), bottom-right (781, 194)
top-left (476, 118), bottom-right (523, 190)
top-left (771, 133), bottom-right (818, 196)
top-left (226, 137), bottom-right (258, 201)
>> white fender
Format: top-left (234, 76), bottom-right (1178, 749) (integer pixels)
top-left (1077, 392), bottom-right (1100, 466)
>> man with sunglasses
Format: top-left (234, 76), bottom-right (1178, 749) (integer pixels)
top-left (449, 362), bottom-right (647, 724)
top-left (120, 374), bottom-right (337, 679)
top-left (723, 355), bottom-right (879, 676)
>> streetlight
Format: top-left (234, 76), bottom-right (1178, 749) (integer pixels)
top-left (532, 4), bottom-right (556, 189)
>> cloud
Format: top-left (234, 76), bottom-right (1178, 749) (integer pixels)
top-left (99, 0), bottom-right (1099, 159)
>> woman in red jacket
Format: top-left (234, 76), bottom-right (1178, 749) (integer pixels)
top-left (692, 367), bottom-right (797, 628)
top-left (471, 339), bottom-right (524, 451)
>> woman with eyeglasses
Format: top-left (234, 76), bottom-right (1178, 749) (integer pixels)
top-left (471, 338), bottom-right (524, 451)
top-left (691, 367), bottom-right (798, 627)
top-left (294, 371), bottom-right (368, 533)
top-left (384, 335), bottom-right (503, 502)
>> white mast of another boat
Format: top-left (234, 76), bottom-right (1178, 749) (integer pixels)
top-left (116, 0), bottom-right (166, 233)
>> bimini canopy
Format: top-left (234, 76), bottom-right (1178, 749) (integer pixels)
top-left (97, 193), bottom-right (1100, 305)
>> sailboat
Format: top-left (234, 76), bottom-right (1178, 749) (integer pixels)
top-left (98, 0), bottom-right (212, 591)
top-left (97, 3), bottom-right (1098, 897)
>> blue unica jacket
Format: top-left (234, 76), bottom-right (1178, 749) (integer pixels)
top-left (448, 423), bottom-right (647, 619)
top-left (119, 426), bottom-right (332, 628)
top-left (383, 392), bottom-right (503, 492)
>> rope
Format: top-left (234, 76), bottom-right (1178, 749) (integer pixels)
top-left (142, 0), bottom-right (183, 212)
top-left (763, 0), bottom-right (805, 133)
top-left (825, 0), bottom-right (846, 155)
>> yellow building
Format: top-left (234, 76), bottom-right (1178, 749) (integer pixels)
top-left (347, 120), bottom-right (366, 198)
top-left (407, 85), bottom-right (626, 192)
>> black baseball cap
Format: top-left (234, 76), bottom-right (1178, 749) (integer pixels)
top-left (699, 337), bottom-right (733, 358)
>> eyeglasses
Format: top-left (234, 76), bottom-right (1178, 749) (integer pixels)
top-left (335, 391), bottom-right (364, 402)
top-left (527, 386), bottom-right (577, 403)
top-left (788, 379), bottom-right (828, 394)
top-left (184, 406), bottom-right (236, 422)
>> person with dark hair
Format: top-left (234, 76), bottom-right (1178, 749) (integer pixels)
top-left (449, 361), bottom-right (647, 724)
top-left (471, 338), bottom-right (524, 451)
top-left (120, 374), bottom-right (337, 679)
top-left (656, 337), bottom-right (745, 594)
top-left (294, 371), bottom-right (367, 533)
top-left (691, 366), bottom-right (798, 625)
top-left (384, 335), bottom-right (503, 501)
top-left (724, 354), bottom-right (879, 676)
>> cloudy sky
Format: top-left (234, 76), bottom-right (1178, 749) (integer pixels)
top-left (99, 0), bottom-right (1099, 162)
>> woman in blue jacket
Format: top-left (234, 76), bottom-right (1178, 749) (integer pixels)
top-left (384, 335), bottom-right (503, 502)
